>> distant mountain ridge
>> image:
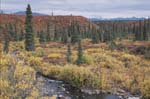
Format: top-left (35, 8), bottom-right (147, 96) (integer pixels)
top-left (90, 17), bottom-right (146, 21)
top-left (13, 11), bottom-right (147, 21)
top-left (14, 11), bottom-right (48, 16)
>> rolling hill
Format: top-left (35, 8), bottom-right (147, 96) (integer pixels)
top-left (0, 14), bottom-right (94, 34)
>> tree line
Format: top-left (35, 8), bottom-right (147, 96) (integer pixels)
top-left (95, 19), bottom-right (150, 42)
top-left (1, 4), bottom-right (150, 64)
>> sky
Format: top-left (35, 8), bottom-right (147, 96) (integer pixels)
top-left (1, 0), bottom-right (150, 18)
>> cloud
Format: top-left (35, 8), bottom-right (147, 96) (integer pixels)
top-left (1, 0), bottom-right (150, 18)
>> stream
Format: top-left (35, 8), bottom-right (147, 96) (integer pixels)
top-left (11, 51), bottom-right (140, 99)
top-left (11, 51), bottom-right (120, 99)
top-left (36, 73), bottom-right (122, 99)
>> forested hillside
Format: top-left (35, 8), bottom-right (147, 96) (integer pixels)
top-left (0, 14), bottom-right (92, 32)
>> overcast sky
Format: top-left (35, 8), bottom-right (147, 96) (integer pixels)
top-left (1, 0), bottom-right (150, 18)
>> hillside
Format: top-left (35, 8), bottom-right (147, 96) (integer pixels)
top-left (0, 14), bottom-right (93, 33)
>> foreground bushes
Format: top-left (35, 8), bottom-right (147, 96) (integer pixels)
top-left (1, 40), bottom-right (150, 98)
top-left (141, 79), bottom-right (150, 99)
top-left (0, 54), bottom-right (42, 99)
top-left (30, 58), bottom-right (101, 89)
top-left (27, 46), bottom-right (150, 98)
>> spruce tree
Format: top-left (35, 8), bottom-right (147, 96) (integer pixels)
top-left (54, 25), bottom-right (60, 41)
top-left (67, 37), bottom-right (72, 62)
top-left (92, 27), bottom-right (99, 44)
top-left (71, 21), bottom-right (79, 44)
top-left (46, 22), bottom-right (51, 42)
top-left (19, 29), bottom-right (24, 41)
top-left (3, 34), bottom-right (10, 53)
top-left (37, 31), bottom-right (40, 38)
top-left (139, 20), bottom-right (143, 41)
top-left (8, 23), bottom-right (14, 38)
top-left (61, 28), bottom-right (68, 43)
top-left (39, 31), bottom-right (46, 43)
top-left (148, 18), bottom-right (150, 40)
top-left (99, 29), bottom-right (104, 42)
top-left (143, 19), bottom-right (148, 41)
top-left (76, 37), bottom-right (84, 65)
top-left (133, 23), bottom-right (138, 40)
top-left (25, 4), bottom-right (35, 51)
top-left (14, 23), bottom-right (19, 41)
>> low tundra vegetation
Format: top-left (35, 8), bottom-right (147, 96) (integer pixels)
top-left (0, 40), bottom-right (150, 99)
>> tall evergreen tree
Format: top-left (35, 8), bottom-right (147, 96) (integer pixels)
top-left (143, 19), bottom-right (148, 41)
top-left (99, 29), bottom-right (104, 42)
top-left (8, 23), bottom-right (14, 38)
top-left (148, 18), bottom-right (150, 40)
top-left (37, 31), bottom-right (40, 38)
top-left (14, 23), bottom-right (19, 41)
top-left (39, 31), bottom-right (46, 43)
top-left (133, 23), bottom-right (137, 40)
top-left (76, 37), bottom-right (84, 65)
top-left (3, 34), bottom-right (10, 53)
top-left (92, 27), bottom-right (99, 44)
top-left (61, 28), bottom-right (68, 43)
top-left (66, 37), bottom-right (72, 62)
top-left (46, 22), bottom-right (51, 42)
top-left (139, 20), bottom-right (143, 40)
top-left (54, 25), bottom-right (60, 41)
top-left (70, 21), bottom-right (79, 44)
top-left (19, 29), bottom-right (24, 41)
top-left (25, 4), bottom-right (35, 51)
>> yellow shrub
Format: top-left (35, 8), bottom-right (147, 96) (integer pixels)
top-left (141, 79), bottom-right (150, 99)
top-left (121, 54), bottom-right (140, 67)
top-left (0, 79), bottom-right (10, 89)
top-left (46, 66), bottom-right (61, 77)
top-left (0, 55), bottom-right (9, 66)
top-left (86, 48), bottom-right (101, 54)
top-left (30, 87), bottom-right (39, 98)
top-left (1, 54), bottom-right (18, 66)
top-left (94, 53), bottom-right (123, 69)
top-left (14, 65), bottom-right (36, 81)
top-left (26, 97), bottom-right (34, 99)
top-left (28, 56), bottom-right (42, 66)
top-left (16, 81), bottom-right (31, 89)
top-left (0, 95), bottom-right (10, 99)
top-left (47, 53), bottom-right (64, 59)
top-left (44, 65), bottom-right (100, 88)
top-left (32, 49), bottom-right (45, 57)
top-left (10, 41), bottom-right (24, 51)
top-left (100, 71), bottom-right (112, 91)
top-left (82, 55), bottom-right (94, 65)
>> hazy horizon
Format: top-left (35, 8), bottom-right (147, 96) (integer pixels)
top-left (1, 0), bottom-right (150, 18)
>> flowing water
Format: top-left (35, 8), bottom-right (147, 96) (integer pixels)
top-left (11, 51), bottom-right (139, 99)
top-left (11, 51), bottom-right (121, 99)
top-left (36, 73), bottom-right (121, 99)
